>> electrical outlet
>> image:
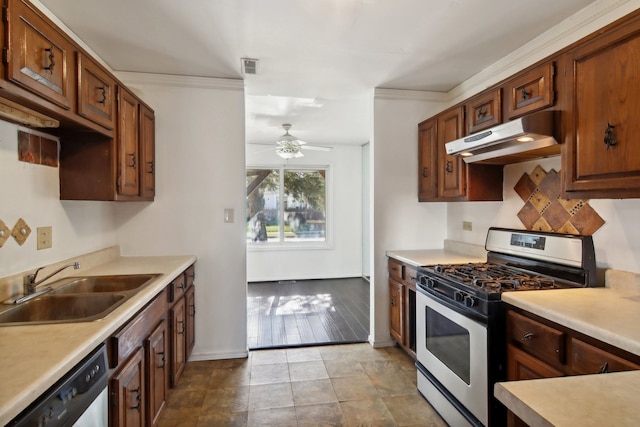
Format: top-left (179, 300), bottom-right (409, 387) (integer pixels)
top-left (462, 221), bottom-right (472, 231)
top-left (37, 226), bottom-right (52, 250)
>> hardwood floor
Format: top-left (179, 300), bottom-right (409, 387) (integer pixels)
top-left (247, 278), bottom-right (370, 349)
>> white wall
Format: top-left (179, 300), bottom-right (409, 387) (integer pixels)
top-left (0, 121), bottom-right (118, 279)
top-left (362, 143), bottom-right (370, 278)
top-left (370, 89), bottom-right (447, 346)
top-left (114, 73), bottom-right (248, 360)
top-left (245, 144), bottom-right (363, 282)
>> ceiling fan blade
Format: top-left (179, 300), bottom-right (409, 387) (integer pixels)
top-left (304, 145), bottom-right (332, 151)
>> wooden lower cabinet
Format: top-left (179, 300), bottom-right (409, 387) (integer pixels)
top-left (170, 297), bottom-right (186, 387)
top-left (109, 263), bottom-right (196, 426)
top-left (111, 347), bottom-right (146, 427)
top-left (506, 307), bottom-right (640, 426)
top-left (388, 258), bottom-right (417, 359)
top-left (145, 319), bottom-right (168, 427)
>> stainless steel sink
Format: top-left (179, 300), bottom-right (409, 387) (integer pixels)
top-left (0, 274), bottom-right (160, 326)
top-left (51, 274), bottom-right (158, 294)
top-left (0, 294), bottom-right (127, 325)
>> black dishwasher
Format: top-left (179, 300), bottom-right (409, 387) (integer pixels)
top-left (8, 344), bottom-right (108, 427)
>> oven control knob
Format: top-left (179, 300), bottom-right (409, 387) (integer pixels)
top-left (454, 291), bottom-right (465, 302)
top-left (464, 295), bottom-right (477, 307)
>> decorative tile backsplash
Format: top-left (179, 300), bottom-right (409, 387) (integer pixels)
top-left (514, 165), bottom-right (605, 235)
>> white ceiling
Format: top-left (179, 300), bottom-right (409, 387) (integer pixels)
top-left (39, 0), bottom-right (597, 146)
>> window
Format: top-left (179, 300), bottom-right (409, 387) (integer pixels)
top-left (246, 167), bottom-right (327, 245)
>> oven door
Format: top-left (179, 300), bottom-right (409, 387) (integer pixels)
top-left (416, 287), bottom-right (488, 426)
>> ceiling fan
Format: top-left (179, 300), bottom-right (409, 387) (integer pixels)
top-left (273, 124), bottom-right (331, 159)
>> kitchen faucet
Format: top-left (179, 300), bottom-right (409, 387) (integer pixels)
top-left (23, 262), bottom-right (80, 296)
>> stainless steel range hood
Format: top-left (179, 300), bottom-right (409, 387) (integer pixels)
top-left (445, 110), bottom-right (559, 164)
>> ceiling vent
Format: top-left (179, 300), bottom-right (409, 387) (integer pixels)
top-left (241, 58), bottom-right (259, 75)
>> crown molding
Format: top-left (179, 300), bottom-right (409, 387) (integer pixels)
top-left (116, 72), bottom-right (245, 91)
top-left (374, 88), bottom-right (447, 102)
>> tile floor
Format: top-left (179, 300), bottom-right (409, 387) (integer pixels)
top-left (158, 343), bottom-right (446, 426)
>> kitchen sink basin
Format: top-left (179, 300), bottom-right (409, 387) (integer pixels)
top-left (0, 294), bottom-right (126, 326)
top-left (51, 274), bottom-right (159, 294)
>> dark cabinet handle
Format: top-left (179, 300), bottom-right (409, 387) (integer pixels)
top-left (520, 88), bottom-right (531, 100)
top-left (43, 47), bottom-right (55, 72)
top-left (604, 123), bottom-right (616, 149)
top-left (189, 303), bottom-right (196, 316)
top-left (178, 320), bottom-right (185, 334)
top-left (477, 106), bottom-right (487, 118)
top-left (97, 86), bottom-right (107, 105)
top-left (177, 282), bottom-right (186, 290)
top-left (129, 387), bottom-right (141, 411)
top-left (157, 351), bottom-right (166, 368)
top-left (422, 167), bottom-right (428, 178)
top-left (599, 362), bottom-right (609, 374)
top-left (128, 153), bottom-right (136, 168)
top-left (390, 295), bottom-right (396, 306)
top-left (147, 161), bottom-right (154, 174)
top-left (445, 161), bottom-right (453, 173)
top-left (521, 332), bottom-right (534, 341)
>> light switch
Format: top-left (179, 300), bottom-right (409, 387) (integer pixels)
top-left (224, 208), bottom-right (234, 223)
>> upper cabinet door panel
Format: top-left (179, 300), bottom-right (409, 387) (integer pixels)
top-left (505, 62), bottom-right (554, 119)
top-left (6, 0), bottom-right (73, 109)
top-left (563, 26), bottom-right (640, 195)
top-left (466, 89), bottom-right (502, 134)
top-left (118, 87), bottom-right (140, 197)
top-left (78, 53), bottom-right (116, 130)
top-left (437, 106), bottom-right (466, 199)
top-left (140, 104), bottom-right (156, 199)
top-left (418, 118), bottom-right (438, 201)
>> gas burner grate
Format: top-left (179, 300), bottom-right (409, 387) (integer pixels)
top-left (432, 262), bottom-right (558, 293)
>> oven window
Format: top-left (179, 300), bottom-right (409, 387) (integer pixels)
top-left (426, 307), bottom-right (470, 384)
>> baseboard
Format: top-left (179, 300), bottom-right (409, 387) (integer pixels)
top-left (188, 349), bottom-right (249, 361)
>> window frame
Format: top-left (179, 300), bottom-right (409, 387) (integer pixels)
top-left (246, 164), bottom-right (332, 251)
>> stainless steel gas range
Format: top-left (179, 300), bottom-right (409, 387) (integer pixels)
top-left (415, 227), bottom-right (597, 427)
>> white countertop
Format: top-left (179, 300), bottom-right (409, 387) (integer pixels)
top-left (386, 240), bottom-right (487, 267)
top-left (497, 283), bottom-right (640, 426)
top-left (0, 253), bottom-right (196, 426)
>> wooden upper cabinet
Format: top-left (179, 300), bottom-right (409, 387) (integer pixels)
top-left (466, 88), bottom-right (502, 134)
top-left (5, 0), bottom-right (73, 109)
top-left (418, 118), bottom-right (438, 201)
top-left (140, 104), bottom-right (156, 199)
top-left (77, 53), bottom-right (116, 130)
top-left (505, 61), bottom-right (554, 119)
top-left (562, 19), bottom-right (640, 198)
top-left (118, 86), bottom-right (140, 197)
top-left (437, 106), bottom-right (466, 199)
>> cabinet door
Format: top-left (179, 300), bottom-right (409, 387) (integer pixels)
top-left (139, 104), bottom-right (155, 199)
top-left (466, 89), bottom-right (502, 134)
top-left (170, 297), bottom-right (186, 387)
top-left (111, 347), bottom-right (146, 427)
top-left (6, 0), bottom-right (72, 109)
top-left (185, 286), bottom-right (195, 359)
top-left (563, 25), bottom-right (640, 196)
top-left (77, 53), bottom-right (115, 130)
top-left (418, 118), bottom-right (438, 201)
top-left (118, 87), bottom-right (140, 197)
top-left (437, 106), bottom-right (466, 199)
top-left (505, 62), bottom-right (554, 119)
top-left (389, 279), bottom-right (404, 345)
top-left (145, 320), bottom-right (168, 427)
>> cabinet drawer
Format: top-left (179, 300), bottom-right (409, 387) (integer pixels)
top-left (109, 289), bottom-right (167, 368)
top-left (403, 265), bottom-right (418, 287)
top-left (505, 62), bottom-right (554, 119)
top-left (184, 264), bottom-right (195, 289)
top-left (466, 88), bottom-right (502, 134)
top-left (168, 273), bottom-right (187, 303)
top-left (388, 258), bottom-right (404, 282)
top-left (507, 310), bottom-right (565, 366)
top-left (570, 338), bottom-right (640, 375)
